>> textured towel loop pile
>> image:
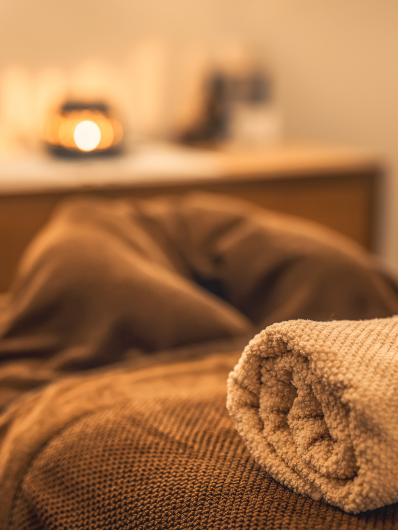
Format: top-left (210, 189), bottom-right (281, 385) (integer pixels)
top-left (227, 316), bottom-right (398, 513)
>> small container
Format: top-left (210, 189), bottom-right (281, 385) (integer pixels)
top-left (228, 71), bottom-right (282, 147)
top-left (40, 101), bottom-right (123, 157)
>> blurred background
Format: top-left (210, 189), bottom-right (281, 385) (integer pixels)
top-left (1, 0), bottom-right (398, 268)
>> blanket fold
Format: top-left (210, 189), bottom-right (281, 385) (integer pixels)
top-left (2, 192), bottom-right (398, 412)
top-left (227, 316), bottom-right (398, 513)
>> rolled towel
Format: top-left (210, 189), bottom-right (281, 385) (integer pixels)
top-left (227, 316), bottom-right (398, 513)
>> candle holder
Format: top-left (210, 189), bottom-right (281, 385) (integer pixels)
top-left (41, 101), bottom-right (123, 157)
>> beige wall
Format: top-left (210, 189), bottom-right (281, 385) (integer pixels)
top-left (1, 0), bottom-right (398, 266)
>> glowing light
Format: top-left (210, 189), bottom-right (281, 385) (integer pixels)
top-left (73, 120), bottom-right (101, 151)
top-left (42, 105), bottom-right (123, 155)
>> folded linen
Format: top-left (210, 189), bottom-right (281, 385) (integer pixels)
top-left (227, 316), bottom-right (398, 513)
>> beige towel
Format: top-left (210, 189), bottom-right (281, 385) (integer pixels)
top-left (227, 316), bottom-right (398, 513)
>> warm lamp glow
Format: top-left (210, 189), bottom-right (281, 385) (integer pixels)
top-left (74, 120), bottom-right (101, 151)
top-left (41, 102), bottom-right (123, 156)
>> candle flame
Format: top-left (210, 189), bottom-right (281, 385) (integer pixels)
top-left (74, 120), bottom-right (101, 151)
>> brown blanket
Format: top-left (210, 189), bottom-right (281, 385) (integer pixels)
top-left (2, 345), bottom-right (398, 529)
top-left (1, 193), bottom-right (398, 528)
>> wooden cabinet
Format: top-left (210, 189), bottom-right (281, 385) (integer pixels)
top-left (0, 143), bottom-right (381, 292)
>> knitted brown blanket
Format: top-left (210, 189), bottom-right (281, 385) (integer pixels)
top-left (1, 193), bottom-right (398, 527)
top-left (227, 316), bottom-right (398, 513)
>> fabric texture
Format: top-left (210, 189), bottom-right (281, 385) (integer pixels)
top-left (1, 193), bottom-right (398, 527)
top-left (3, 348), bottom-right (398, 530)
top-left (1, 192), bottom-right (397, 412)
top-left (227, 316), bottom-right (398, 514)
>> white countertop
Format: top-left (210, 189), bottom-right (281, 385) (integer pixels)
top-left (0, 141), bottom-right (380, 195)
